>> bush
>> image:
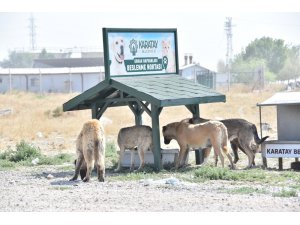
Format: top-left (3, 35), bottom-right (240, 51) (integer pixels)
top-left (38, 153), bottom-right (73, 165)
top-left (0, 140), bottom-right (41, 163)
top-left (105, 141), bottom-right (119, 168)
top-left (273, 189), bottom-right (298, 198)
top-left (0, 141), bottom-right (73, 167)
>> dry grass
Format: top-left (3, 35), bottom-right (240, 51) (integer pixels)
top-left (0, 83), bottom-right (286, 156)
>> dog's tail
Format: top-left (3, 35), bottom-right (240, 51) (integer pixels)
top-left (252, 124), bottom-right (269, 144)
top-left (221, 124), bottom-right (229, 154)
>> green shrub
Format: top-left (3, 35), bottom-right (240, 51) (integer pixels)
top-left (194, 166), bottom-right (237, 181)
top-left (10, 140), bottom-right (42, 162)
top-left (0, 141), bottom-right (73, 167)
top-left (273, 189), bottom-right (298, 197)
top-left (38, 153), bottom-right (73, 165)
top-left (0, 140), bottom-right (41, 163)
top-left (52, 106), bottom-right (63, 118)
top-left (105, 140), bottom-right (119, 168)
top-left (0, 159), bottom-right (16, 169)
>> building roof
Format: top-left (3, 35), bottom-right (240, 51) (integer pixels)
top-left (63, 75), bottom-right (225, 111)
top-left (33, 57), bottom-right (104, 68)
top-left (179, 63), bottom-right (216, 72)
top-left (0, 67), bottom-right (104, 75)
top-left (257, 92), bottom-right (300, 106)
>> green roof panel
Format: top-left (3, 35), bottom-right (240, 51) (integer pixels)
top-left (63, 75), bottom-right (225, 112)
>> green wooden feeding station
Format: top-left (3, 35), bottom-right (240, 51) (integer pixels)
top-left (63, 28), bottom-right (226, 171)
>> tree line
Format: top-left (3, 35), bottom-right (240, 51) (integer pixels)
top-left (217, 37), bottom-right (300, 84)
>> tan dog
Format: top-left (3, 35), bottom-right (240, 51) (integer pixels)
top-left (184, 117), bottom-right (269, 168)
top-left (162, 121), bottom-right (234, 169)
top-left (115, 125), bottom-right (152, 172)
top-left (70, 119), bottom-right (106, 182)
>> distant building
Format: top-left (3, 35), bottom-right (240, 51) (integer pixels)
top-left (179, 56), bottom-right (216, 89)
top-left (0, 67), bottom-right (104, 93)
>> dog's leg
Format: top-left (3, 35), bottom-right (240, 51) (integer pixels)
top-left (95, 152), bottom-right (105, 182)
top-left (230, 139), bottom-right (239, 164)
top-left (83, 160), bottom-right (94, 182)
top-left (115, 146), bottom-right (125, 172)
top-left (137, 147), bottom-right (145, 172)
top-left (82, 147), bottom-right (94, 182)
top-left (70, 154), bottom-right (84, 181)
top-left (240, 143), bottom-right (255, 169)
top-left (130, 149), bottom-right (136, 172)
top-left (225, 151), bottom-right (235, 169)
top-left (202, 147), bottom-right (211, 165)
top-left (214, 152), bottom-right (218, 166)
top-left (214, 146), bottom-right (224, 168)
top-left (176, 145), bottom-right (186, 169)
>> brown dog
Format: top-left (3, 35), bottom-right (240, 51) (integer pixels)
top-left (162, 120), bottom-right (234, 169)
top-left (70, 119), bottom-right (106, 182)
top-left (185, 117), bottom-right (269, 168)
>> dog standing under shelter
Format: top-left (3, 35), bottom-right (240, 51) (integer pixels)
top-left (70, 119), bottom-right (106, 182)
top-left (115, 125), bottom-right (152, 172)
top-left (162, 120), bottom-right (234, 169)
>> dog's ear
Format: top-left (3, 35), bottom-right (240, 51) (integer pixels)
top-left (162, 126), bottom-right (167, 132)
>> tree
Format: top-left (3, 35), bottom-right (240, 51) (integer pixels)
top-left (0, 49), bottom-right (55, 68)
top-left (242, 37), bottom-right (288, 74)
top-left (231, 56), bottom-right (267, 83)
top-left (0, 51), bottom-right (35, 68)
top-left (38, 48), bottom-right (55, 59)
top-left (278, 46), bottom-right (300, 83)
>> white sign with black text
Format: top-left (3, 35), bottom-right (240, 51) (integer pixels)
top-left (264, 143), bottom-right (300, 158)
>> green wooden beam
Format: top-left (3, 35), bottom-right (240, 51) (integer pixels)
top-left (151, 104), bottom-right (162, 171)
top-left (128, 102), bottom-right (143, 125)
top-left (185, 104), bottom-right (200, 118)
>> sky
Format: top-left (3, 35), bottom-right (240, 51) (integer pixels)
top-left (1, 1), bottom-right (300, 71)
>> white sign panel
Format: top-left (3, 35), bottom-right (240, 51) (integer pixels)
top-left (264, 143), bottom-right (300, 158)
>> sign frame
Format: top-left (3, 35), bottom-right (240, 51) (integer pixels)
top-left (102, 28), bottom-right (179, 80)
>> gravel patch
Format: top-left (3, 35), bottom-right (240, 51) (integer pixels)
top-left (0, 165), bottom-right (299, 212)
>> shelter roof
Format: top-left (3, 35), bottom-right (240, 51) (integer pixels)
top-left (63, 75), bottom-right (225, 111)
top-left (257, 92), bottom-right (300, 106)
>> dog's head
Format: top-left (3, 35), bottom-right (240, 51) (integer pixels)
top-left (162, 124), bottom-right (175, 145)
top-left (111, 37), bottom-right (125, 63)
top-left (162, 40), bottom-right (171, 56)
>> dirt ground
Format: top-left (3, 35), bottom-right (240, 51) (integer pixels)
top-left (0, 162), bottom-right (299, 212)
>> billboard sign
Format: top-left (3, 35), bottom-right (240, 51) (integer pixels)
top-left (103, 28), bottom-right (178, 78)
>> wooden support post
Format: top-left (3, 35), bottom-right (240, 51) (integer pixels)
top-left (91, 103), bottom-right (98, 119)
top-left (279, 158), bottom-right (283, 171)
top-left (128, 103), bottom-right (143, 125)
top-left (151, 104), bottom-right (162, 171)
top-left (186, 104), bottom-right (203, 165)
top-left (259, 106), bottom-right (268, 169)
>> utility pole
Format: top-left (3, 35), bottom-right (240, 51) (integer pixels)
top-left (224, 17), bottom-right (233, 91)
top-left (28, 13), bottom-right (37, 51)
